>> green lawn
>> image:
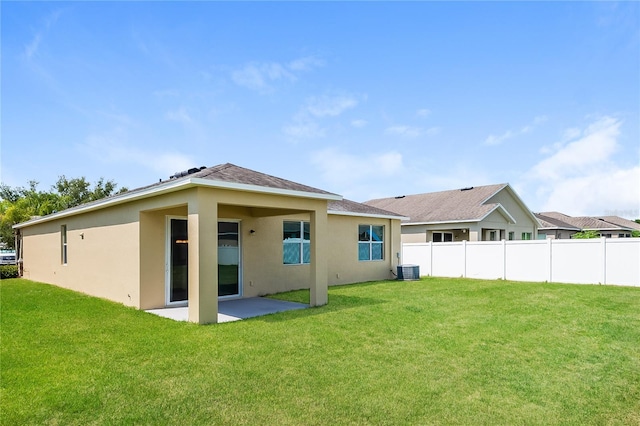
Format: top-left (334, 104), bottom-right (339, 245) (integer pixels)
top-left (2, 277), bottom-right (639, 425)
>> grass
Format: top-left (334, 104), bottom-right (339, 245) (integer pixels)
top-left (2, 277), bottom-right (639, 425)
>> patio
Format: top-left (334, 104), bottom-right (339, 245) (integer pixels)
top-left (146, 297), bottom-right (308, 323)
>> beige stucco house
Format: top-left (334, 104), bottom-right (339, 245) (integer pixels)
top-left (365, 184), bottom-right (538, 243)
top-left (14, 164), bottom-right (403, 324)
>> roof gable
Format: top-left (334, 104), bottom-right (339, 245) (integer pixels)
top-left (364, 184), bottom-right (510, 224)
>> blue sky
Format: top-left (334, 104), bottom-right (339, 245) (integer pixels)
top-left (2, 2), bottom-right (639, 218)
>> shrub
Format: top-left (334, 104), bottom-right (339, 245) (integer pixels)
top-left (572, 230), bottom-right (601, 239)
top-left (0, 265), bottom-right (19, 279)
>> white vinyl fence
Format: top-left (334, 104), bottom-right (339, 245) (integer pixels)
top-left (402, 238), bottom-right (640, 287)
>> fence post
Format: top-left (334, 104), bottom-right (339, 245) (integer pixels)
top-left (429, 241), bottom-right (433, 276)
top-left (601, 237), bottom-right (607, 285)
top-left (502, 239), bottom-right (507, 280)
top-left (548, 238), bottom-right (553, 283)
top-left (462, 240), bottom-right (467, 278)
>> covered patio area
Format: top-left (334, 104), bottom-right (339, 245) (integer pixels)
top-left (146, 297), bottom-right (308, 323)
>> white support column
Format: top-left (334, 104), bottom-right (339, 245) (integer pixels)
top-left (309, 209), bottom-right (328, 307)
top-left (188, 189), bottom-right (218, 324)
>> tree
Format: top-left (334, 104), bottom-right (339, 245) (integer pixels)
top-left (0, 177), bottom-right (128, 249)
top-left (572, 230), bottom-right (601, 239)
top-left (53, 176), bottom-right (126, 210)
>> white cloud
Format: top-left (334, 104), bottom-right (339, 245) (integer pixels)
top-left (231, 55), bottom-right (323, 93)
top-left (24, 34), bottom-right (42, 60)
top-left (231, 62), bottom-right (294, 92)
top-left (529, 116), bottom-right (620, 181)
top-left (351, 119), bottom-right (368, 128)
top-left (165, 107), bottom-right (194, 126)
top-left (416, 108), bottom-right (431, 118)
top-left (288, 56), bottom-right (324, 71)
top-left (385, 125), bottom-right (425, 138)
top-left (485, 115), bottom-right (547, 146)
top-left (81, 130), bottom-right (195, 177)
top-left (283, 93), bottom-right (362, 140)
top-left (485, 130), bottom-right (515, 146)
top-left (306, 95), bottom-right (358, 117)
top-left (311, 148), bottom-right (404, 187)
top-left (23, 10), bottom-right (62, 60)
top-left (522, 116), bottom-right (639, 217)
top-left (538, 167), bottom-right (640, 217)
top-left (282, 120), bottom-right (325, 139)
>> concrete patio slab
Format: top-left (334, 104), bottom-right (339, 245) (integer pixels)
top-left (146, 297), bottom-right (308, 323)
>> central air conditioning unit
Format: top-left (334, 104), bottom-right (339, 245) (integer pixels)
top-left (397, 264), bottom-right (420, 281)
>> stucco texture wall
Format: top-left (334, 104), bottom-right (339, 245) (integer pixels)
top-left (21, 203), bottom-right (141, 307)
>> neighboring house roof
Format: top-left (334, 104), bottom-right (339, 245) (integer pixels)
top-left (598, 216), bottom-right (640, 231)
top-left (364, 183), bottom-right (530, 225)
top-left (14, 163), bottom-right (402, 229)
top-left (538, 212), bottom-right (639, 233)
top-left (534, 213), bottom-right (581, 231)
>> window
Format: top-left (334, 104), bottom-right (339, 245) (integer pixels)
top-left (489, 230), bottom-right (497, 241)
top-left (508, 232), bottom-right (514, 241)
top-left (359, 225), bottom-right (384, 261)
top-left (521, 232), bottom-right (532, 240)
top-left (61, 225), bottom-right (68, 265)
top-left (283, 221), bottom-right (310, 264)
top-left (432, 232), bottom-right (453, 242)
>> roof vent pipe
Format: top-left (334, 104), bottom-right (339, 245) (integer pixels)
top-left (169, 166), bottom-right (207, 180)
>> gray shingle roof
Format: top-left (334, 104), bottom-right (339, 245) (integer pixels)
top-left (127, 163), bottom-right (337, 197)
top-left (538, 212), bottom-right (640, 232)
top-left (364, 184), bottom-right (508, 223)
top-left (328, 199), bottom-right (405, 218)
top-left (17, 163), bottom-right (406, 228)
top-left (534, 213), bottom-right (581, 230)
top-left (598, 216), bottom-right (640, 231)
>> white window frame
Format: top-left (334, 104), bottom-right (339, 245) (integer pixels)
top-left (358, 224), bottom-right (384, 261)
top-left (432, 232), bottom-right (453, 243)
top-left (283, 221), bottom-right (310, 265)
top-left (521, 232), bottom-right (532, 240)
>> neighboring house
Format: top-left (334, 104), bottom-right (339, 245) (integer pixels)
top-left (536, 212), bottom-right (640, 239)
top-left (534, 213), bottom-right (581, 239)
top-left (364, 183), bottom-right (538, 243)
top-left (13, 163), bottom-right (403, 324)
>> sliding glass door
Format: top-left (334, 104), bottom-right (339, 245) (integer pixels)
top-left (218, 221), bottom-right (240, 297)
top-left (167, 217), bottom-right (188, 305)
